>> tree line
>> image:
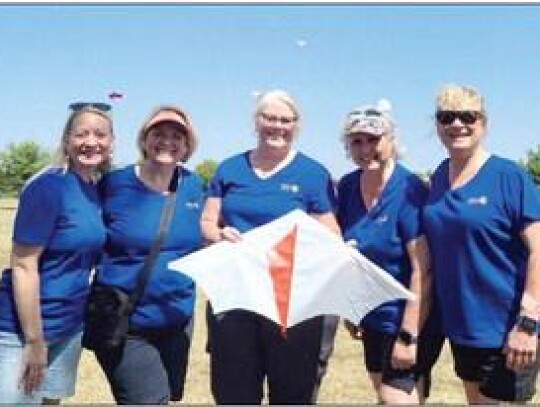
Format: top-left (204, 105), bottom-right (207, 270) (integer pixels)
top-left (0, 141), bottom-right (539, 197)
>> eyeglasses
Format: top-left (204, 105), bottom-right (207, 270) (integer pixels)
top-left (258, 112), bottom-right (297, 126)
top-left (435, 110), bottom-right (482, 126)
top-left (69, 102), bottom-right (112, 112)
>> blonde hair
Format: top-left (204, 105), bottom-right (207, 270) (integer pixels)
top-left (53, 106), bottom-right (114, 175)
top-left (436, 84), bottom-right (486, 118)
top-left (137, 105), bottom-right (198, 163)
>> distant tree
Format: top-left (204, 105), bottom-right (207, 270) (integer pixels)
top-left (195, 158), bottom-right (219, 186)
top-left (520, 145), bottom-right (540, 185)
top-left (0, 141), bottom-right (52, 196)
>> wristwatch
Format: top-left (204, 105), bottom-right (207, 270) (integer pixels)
top-left (397, 329), bottom-right (418, 346)
top-left (516, 315), bottom-right (539, 335)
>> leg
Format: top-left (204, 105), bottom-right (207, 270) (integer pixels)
top-left (265, 316), bottom-right (325, 404)
top-left (0, 331), bottom-right (41, 404)
top-left (40, 331), bottom-right (83, 401)
top-left (209, 310), bottom-right (265, 404)
top-left (449, 341), bottom-right (537, 404)
top-left (95, 335), bottom-right (170, 404)
top-left (463, 380), bottom-right (497, 404)
top-left (378, 335), bottom-right (420, 404)
top-left (415, 330), bottom-right (446, 403)
top-left (379, 382), bottom-right (419, 404)
top-left (361, 329), bottom-right (388, 404)
top-left (152, 322), bottom-right (193, 402)
top-left (368, 372), bottom-right (383, 404)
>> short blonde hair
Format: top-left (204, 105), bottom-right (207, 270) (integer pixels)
top-left (436, 84), bottom-right (486, 117)
top-left (137, 105), bottom-right (198, 163)
top-left (54, 106), bottom-right (114, 174)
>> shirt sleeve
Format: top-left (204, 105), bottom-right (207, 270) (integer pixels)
top-left (306, 166), bottom-right (337, 214)
top-left (13, 175), bottom-right (61, 246)
top-left (503, 166), bottom-right (540, 232)
top-left (208, 164), bottom-right (226, 198)
top-left (398, 177), bottom-right (428, 243)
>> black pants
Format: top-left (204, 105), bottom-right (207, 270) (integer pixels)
top-left (208, 309), bottom-right (338, 404)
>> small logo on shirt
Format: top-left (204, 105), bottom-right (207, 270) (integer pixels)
top-left (467, 196), bottom-right (488, 206)
top-left (375, 214), bottom-right (389, 224)
top-left (185, 201), bottom-right (200, 210)
top-left (280, 183), bottom-right (300, 193)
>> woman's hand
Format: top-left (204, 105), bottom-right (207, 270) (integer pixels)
top-left (391, 340), bottom-right (416, 370)
top-left (219, 226), bottom-right (242, 243)
top-left (19, 340), bottom-right (47, 394)
top-left (504, 325), bottom-right (538, 372)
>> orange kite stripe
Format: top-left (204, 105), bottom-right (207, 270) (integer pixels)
top-left (268, 225), bottom-right (297, 336)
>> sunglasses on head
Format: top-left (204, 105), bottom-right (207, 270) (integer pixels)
top-left (69, 102), bottom-right (112, 112)
top-left (436, 110), bottom-right (481, 125)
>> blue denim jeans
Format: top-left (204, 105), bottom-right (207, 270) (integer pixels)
top-left (0, 330), bottom-right (83, 404)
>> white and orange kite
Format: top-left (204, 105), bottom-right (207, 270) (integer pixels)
top-left (169, 209), bottom-right (413, 334)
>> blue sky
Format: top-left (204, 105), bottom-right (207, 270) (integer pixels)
top-left (1, 4), bottom-right (540, 178)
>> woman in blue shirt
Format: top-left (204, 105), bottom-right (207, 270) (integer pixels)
top-left (337, 100), bottom-right (437, 404)
top-left (93, 106), bottom-right (205, 404)
top-left (201, 89), bottom-right (341, 404)
top-left (423, 84), bottom-right (540, 403)
top-left (0, 105), bottom-right (114, 404)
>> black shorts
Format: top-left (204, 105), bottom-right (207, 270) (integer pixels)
top-left (362, 328), bottom-right (444, 397)
top-left (450, 341), bottom-right (540, 402)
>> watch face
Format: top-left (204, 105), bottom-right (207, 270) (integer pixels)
top-left (517, 315), bottom-right (538, 335)
top-left (397, 330), bottom-right (418, 345)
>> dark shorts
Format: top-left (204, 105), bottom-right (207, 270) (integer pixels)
top-left (95, 321), bottom-right (193, 404)
top-left (362, 328), bottom-right (444, 397)
top-left (450, 341), bottom-right (540, 402)
top-left (208, 309), bottom-right (337, 404)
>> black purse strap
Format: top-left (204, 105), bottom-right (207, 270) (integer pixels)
top-left (128, 166), bottom-right (180, 308)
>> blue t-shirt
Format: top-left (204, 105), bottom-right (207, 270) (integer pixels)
top-left (209, 151), bottom-right (336, 232)
top-left (0, 168), bottom-right (106, 342)
top-left (423, 155), bottom-right (540, 347)
top-left (337, 163), bottom-right (428, 334)
top-left (96, 165), bottom-right (205, 329)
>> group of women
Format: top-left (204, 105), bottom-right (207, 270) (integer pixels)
top-left (0, 83), bottom-right (539, 405)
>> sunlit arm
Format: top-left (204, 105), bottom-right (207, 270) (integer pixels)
top-left (311, 212), bottom-right (342, 236)
top-left (12, 243), bottom-right (45, 345)
top-left (200, 197), bottom-right (242, 244)
top-left (391, 235), bottom-right (431, 369)
top-left (11, 242), bottom-right (48, 394)
top-left (505, 221), bottom-right (540, 371)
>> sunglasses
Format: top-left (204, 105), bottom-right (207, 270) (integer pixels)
top-left (436, 110), bottom-right (482, 125)
top-left (349, 135), bottom-right (381, 145)
top-left (69, 102), bottom-right (112, 112)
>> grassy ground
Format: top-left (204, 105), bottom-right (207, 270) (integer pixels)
top-left (0, 198), bottom-right (537, 404)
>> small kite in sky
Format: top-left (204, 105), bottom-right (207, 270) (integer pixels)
top-left (169, 209), bottom-right (413, 334)
top-left (108, 91), bottom-right (124, 100)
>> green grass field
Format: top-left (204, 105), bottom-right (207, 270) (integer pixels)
top-left (0, 198), bottom-right (536, 404)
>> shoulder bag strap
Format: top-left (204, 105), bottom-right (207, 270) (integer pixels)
top-left (128, 166), bottom-right (180, 308)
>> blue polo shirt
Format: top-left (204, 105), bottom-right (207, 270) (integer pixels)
top-left (209, 151), bottom-right (336, 232)
top-left (95, 165), bottom-right (205, 329)
top-left (337, 163), bottom-right (428, 334)
top-left (0, 168), bottom-right (106, 342)
top-left (423, 156), bottom-right (540, 347)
